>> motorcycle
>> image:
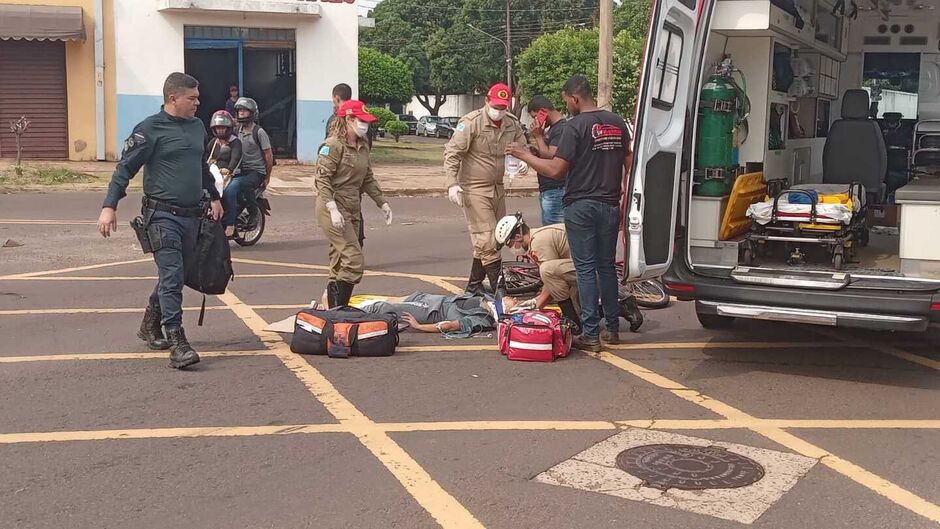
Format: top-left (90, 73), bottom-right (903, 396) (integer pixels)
top-left (230, 186), bottom-right (270, 247)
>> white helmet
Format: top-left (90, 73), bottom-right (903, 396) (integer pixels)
top-left (495, 213), bottom-right (525, 249)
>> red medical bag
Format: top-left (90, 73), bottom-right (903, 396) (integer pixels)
top-left (498, 310), bottom-right (573, 362)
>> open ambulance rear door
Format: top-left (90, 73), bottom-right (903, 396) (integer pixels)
top-left (623, 0), bottom-right (714, 281)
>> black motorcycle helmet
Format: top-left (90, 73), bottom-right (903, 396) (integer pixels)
top-left (233, 97), bottom-right (258, 124)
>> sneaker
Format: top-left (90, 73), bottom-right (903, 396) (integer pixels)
top-left (572, 334), bottom-right (602, 353)
top-left (601, 328), bottom-right (621, 345)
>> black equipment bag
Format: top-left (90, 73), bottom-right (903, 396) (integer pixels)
top-left (183, 216), bottom-right (234, 325)
top-left (290, 306), bottom-right (398, 358)
top-left (184, 216), bottom-right (233, 296)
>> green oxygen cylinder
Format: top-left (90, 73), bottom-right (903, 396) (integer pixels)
top-left (695, 73), bottom-right (737, 196)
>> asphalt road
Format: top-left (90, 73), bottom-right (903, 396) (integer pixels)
top-left (0, 193), bottom-right (938, 529)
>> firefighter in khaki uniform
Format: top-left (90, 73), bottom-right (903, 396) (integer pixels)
top-left (495, 214), bottom-right (644, 338)
top-left (315, 100), bottom-right (393, 308)
top-left (444, 83), bottom-right (527, 294)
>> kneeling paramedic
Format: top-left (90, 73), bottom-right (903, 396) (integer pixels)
top-left (494, 214), bottom-right (643, 342)
top-left (316, 100), bottom-right (393, 307)
top-left (97, 72), bottom-right (223, 369)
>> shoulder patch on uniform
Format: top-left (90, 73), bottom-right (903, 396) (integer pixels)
top-left (319, 145), bottom-right (331, 156)
top-left (456, 122), bottom-right (466, 132)
top-left (123, 132), bottom-right (146, 152)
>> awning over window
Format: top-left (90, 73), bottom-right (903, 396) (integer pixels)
top-left (0, 4), bottom-right (85, 42)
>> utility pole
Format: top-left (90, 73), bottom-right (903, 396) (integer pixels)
top-left (597, 0), bottom-right (613, 109)
top-left (505, 0), bottom-right (513, 94)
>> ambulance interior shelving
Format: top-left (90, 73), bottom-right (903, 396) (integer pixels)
top-left (686, 0), bottom-right (940, 285)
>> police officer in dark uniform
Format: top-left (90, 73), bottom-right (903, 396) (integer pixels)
top-left (97, 72), bottom-right (223, 369)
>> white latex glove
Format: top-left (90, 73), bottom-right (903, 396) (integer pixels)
top-left (448, 185), bottom-right (464, 207)
top-left (381, 203), bottom-right (393, 226)
top-left (326, 200), bottom-right (345, 229)
top-left (518, 298), bottom-right (537, 310)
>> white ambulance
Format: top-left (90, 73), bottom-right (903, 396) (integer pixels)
top-left (625, 0), bottom-right (940, 331)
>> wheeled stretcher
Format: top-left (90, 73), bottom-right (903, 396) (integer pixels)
top-left (744, 183), bottom-right (869, 270)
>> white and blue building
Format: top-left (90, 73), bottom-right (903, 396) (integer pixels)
top-left (114, 0), bottom-right (361, 162)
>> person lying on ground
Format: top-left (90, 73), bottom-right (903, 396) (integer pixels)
top-left (309, 292), bottom-right (519, 337)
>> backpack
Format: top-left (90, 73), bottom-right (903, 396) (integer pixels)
top-left (184, 216), bottom-right (234, 325)
top-left (251, 124), bottom-right (277, 166)
top-left (498, 309), bottom-right (573, 362)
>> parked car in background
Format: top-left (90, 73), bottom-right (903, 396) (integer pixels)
top-left (416, 116), bottom-right (443, 137)
top-left (397, 114), bottom-right (418, 135)
top-left (435, 117), bottom-right (460, 139)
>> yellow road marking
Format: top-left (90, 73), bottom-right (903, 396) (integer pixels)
top-left (6, 418), bottom-right (940, 445)
top-left (217, 290), bottom-right (485, 529)
top-left (0, 258), bottom-right (151, 280)
top-left (0, 350), bottom-right (275, 363)
top-left (874, 345), bottom-right (940, 371)
top-left (589, 350), bottom-right (940, 524)
top-left (231, 257), bottom-right (465, 294)
top-left (0, 306), bottom-right (230, 316)
top-left (0, 219), bottom-right (97, 225)
top-left (1, 273), bottom-right (330, 281)
top-left (0, 424), bottom-right (347, 444)
top-left (811, 328), bottom-right (940, 371)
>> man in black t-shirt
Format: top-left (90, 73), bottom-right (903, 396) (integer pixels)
top-left (509, 75), bottom-right (641, 352)
top-left (526, 95), bottom-right (568, 225)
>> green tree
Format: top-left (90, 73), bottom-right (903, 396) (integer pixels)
top-left (515, 28), bottom-right (599, 110)
top-left (515, 27), bottom-right (645, 118)
top-left (386, 120), bottom-right (410, 142)
top-left (611, 31), bottom-right (644, 117)
top-left (613, 0), bottom-right (653, 39)
top-left (369, 107), bottom-right (398, 130)
top-left (359, 47), bottom-right (414, 105)
top-left (361, 0), bottom-right (599, 115)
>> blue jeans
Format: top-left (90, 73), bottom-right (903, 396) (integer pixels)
top-left (564, 199), bottom-right (621, 338)
top-left (146, 211), bottom-right (198, 329)
top-left (540, 188), bottom-right (565, 225)
top-left (222, 171), bottom-right (263, 227)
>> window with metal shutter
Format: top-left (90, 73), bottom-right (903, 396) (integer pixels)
top-left (0, 40), bottom-right (69, 160)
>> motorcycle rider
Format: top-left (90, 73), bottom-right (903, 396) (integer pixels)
top-left (206, 110), bottom-right (242, 180)
top-left (224, 97), bottom-right (273, 237)
top-left (494, 213), bottom-right (643, 338)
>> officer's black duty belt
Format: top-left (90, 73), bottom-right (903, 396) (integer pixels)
top-left (142, 197), bottom-right (204, 218)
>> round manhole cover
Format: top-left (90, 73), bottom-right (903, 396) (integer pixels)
top-left (615, 444), bottom-right (765, 491)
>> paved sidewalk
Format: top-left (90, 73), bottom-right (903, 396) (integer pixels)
top-left (0, 159), bottom-right (539, 197)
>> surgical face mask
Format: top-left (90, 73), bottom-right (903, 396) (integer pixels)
top-left (487, 106), bottom-right (507, 121)
top-left (509, 243), bottom-right (526, 256)
top-left (354, 119), bottom-right (370, 139)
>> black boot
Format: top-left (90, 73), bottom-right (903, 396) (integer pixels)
top-left (137, 302), bottom-right (170, 350)
top-left (166, 327), bottom-right (200, 369)
top-left (327, 281), bottom-right (341, 308)
top-left (483, 259), bottom-right (503, 294)
top-left (558, 299), bottom-right (583, 336)
top-left (465, 258), bottom-right (487, 296)
top-left (620, 296), bottom-right (644, 333)
top-left (336, 281), bottom-right (355, 307)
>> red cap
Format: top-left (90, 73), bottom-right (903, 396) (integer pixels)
top-left (486, 83), bottom-right (512, 106)
top-left (336, 100), bottom-right (377, 123)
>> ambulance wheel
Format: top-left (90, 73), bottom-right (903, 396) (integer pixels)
top-left (696, 310), bottom-right (735, 330)
top-left (832, 248), bottom-right (844, 270)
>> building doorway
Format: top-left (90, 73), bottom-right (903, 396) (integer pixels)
top-left (183, 26), bottom-right (296, 158)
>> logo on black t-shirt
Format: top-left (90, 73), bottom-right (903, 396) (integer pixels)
top-left (591, 123), bottom-right (624, 152)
